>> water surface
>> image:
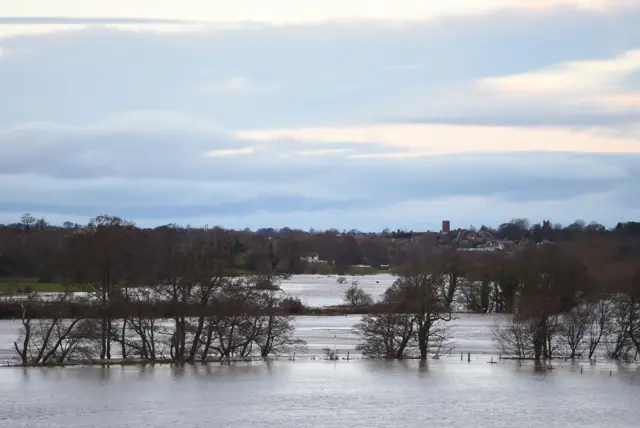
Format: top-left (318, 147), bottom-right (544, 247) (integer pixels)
top-left (1, 360), bottom-right (639, 428)
top-left (0, 313), bottom-right (505, 363)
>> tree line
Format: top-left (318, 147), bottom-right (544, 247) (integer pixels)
top-left (346, 231), bottom-right (640, 362)
top-left (2, 213), bottom-right (639, 282)
top-left (8, 215), bottom-right (308, 366)
top-left (2, 213), bottom-right (640, 364)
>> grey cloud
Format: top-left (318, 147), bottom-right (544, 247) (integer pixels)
top-left (1, 115), bottom-right (639, 225)
top-left (621, 71), bottom-right (640, 87)
top-left (0, 17), bottom-right (192, 24)
top-left (387, 112), bottom-right (640, 128)
top-left (0, 116), bottom-right (399, 183)
top-left (0, 196), bottom-right (376, 220)
top-left (337, 152), bottom-right (640, 204)
top-left (2, 7), bottom-right (640, 228)
top-left (0, 6), bottom-right (638, 128)
top-left (373, 74), bottom-right (640, 128)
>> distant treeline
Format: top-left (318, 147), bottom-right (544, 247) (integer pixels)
top-left (1, 212), bottom-right (639, 282)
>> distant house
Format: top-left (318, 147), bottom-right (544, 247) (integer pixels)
top-left (458, 247), bottom-right (494, 252)
top-left (537, 239), bottom-right (557, 246)
top-left (301, 253), bottom-right (326, 263)
top-left (458, 240), bottom-right (504, 252)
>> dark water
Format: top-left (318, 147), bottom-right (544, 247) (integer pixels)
top-left (2, 360), bottom-right (640, 428)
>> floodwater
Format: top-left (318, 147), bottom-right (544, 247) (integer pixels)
top-left (2, 360), bottom-right (640, 428)
top-left (0, 314), bottom-right (503, 363)
top-left (0, 274), bottom-right (398, 362)
top-left (279, 274), bottom-right (396, 307)
top-left (2, 275), bottom-right (640, 427)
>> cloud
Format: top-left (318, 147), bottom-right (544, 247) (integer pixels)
top-left (382, 49), bottom-right (640, 127)
top-left (0, 40), bottom-right (31, 61)
top-left (237, 123), bottom-right (640, 155)
top-left (0, 17), bottom-right (191, 25)
top-left (0, 24), bottom-right (89, 39)
top-left (288, 148), bottom-right (353, 157)
top-left (0, 6), bottom-right (638, 128)
top-left (198, 77), bottom-right (278, 94)
top-left (1, 5), bottom-right (640, 229)
top-left (0, 112), bottom-right (639, 229)
top-left (1, 1), bottom-right (635, 25)
top-left (475, 50), bottom-right (640, 112)
top-left (207, 147), bottom-right (258, 157)
top-left (480, 50), bottom-right (640, 94)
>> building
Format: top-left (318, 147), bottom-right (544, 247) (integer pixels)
top-left (442, 220), bottom-right (451, 234)
top-left (301, 252), bottom-right (320, 263)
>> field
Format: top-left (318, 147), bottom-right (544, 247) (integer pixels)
top-left (0, 278), bottom-right (84, 294)
top-left (1, 267), bottom-right (390, 295)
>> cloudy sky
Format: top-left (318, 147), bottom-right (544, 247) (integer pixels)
top-left (1, 1), bottom-right (639, 231)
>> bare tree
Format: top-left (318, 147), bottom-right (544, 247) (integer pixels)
top-left (392, 264), bottom-right (452, 359)
top-left (354, 311), bottom-right (415, 359)
top-left (586, 300), bottom-right (611, 359)
top-left (606, 295), bottom-right (635, 360)
top-left (13, 294), bottom-right (37, 366)
top-left (13, 292), bottom-right (88, 365)
top-left (251, 280), bottom-right (305, 358)
top-left (64, 215), bottom-right (139, 361)
top-left (20, 212), bottom-right (36, 228)
top-left (204, 275), bottom-right (305, 361)
top-left (156, 235), bottom-right (234, 362)
top-left (343, 280), bottom-right (374, 307)
top-left (492, 316), bottom-right (536, 359)
top-left (124, 288), bottom-right (166, 360)
top-left (354, 259), bottom-right (452, 359)
top-left (558, 304), bottom-right (591, 358)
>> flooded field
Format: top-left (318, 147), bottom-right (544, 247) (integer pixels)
top-left (2, 358), bottom-right (640, 428)
top-left (1, 275), bottom-right (639, 427)
top-left (0, 313), bottom-right (503, 363)
top-left (278, 274), bottom-right (395, 307)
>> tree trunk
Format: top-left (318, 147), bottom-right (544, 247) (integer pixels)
top-left (480, 280), bottom-right (490, 313)
top-left (121, 317), bottom-right (128, 360)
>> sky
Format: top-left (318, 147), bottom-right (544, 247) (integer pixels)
top-left (0, 1), bottom-right (639, 231)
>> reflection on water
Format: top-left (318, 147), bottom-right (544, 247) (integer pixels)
top-left (0, 313), bottom-right (508, 363)
top-left (1, 360), bottom-right (640, 428)
top-left (417, 358), bottom-right (428, 376)
top-left (0, 274), bottom-right (638, 427)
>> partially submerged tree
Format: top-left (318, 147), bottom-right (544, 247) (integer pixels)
top-left (155, 234), bottom-right (234, 362)
top-left (13, 294), bottom-right (37, 366)
top-left (354, 308), bottom-right (415, 359)
top-left (391, 261), bottom-right (453, 359)
top-left (343, 281), bottom-right (374, 307)
top-left (13, 292), bottom-right (90, 365)
top-left (354, 255), bottom-right (453, 359)
top-left (493, 316), bottom-right (537, 359)
top-left (63, 215), bottom-right (141, 360)
top-left (493, 244), bottom-right (596, 361)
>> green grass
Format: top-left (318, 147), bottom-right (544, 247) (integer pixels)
top-left (344, 267), bottom-right (392, 275)
top-left (225, 268), bottom-right (252, 277)
top-left (0, 268), bottom-right (392, 295)
top-left (0, 278), bottom-right (84, 294)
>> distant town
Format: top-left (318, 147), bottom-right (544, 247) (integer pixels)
top-left (1, 214), bottom-right (638, 279)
